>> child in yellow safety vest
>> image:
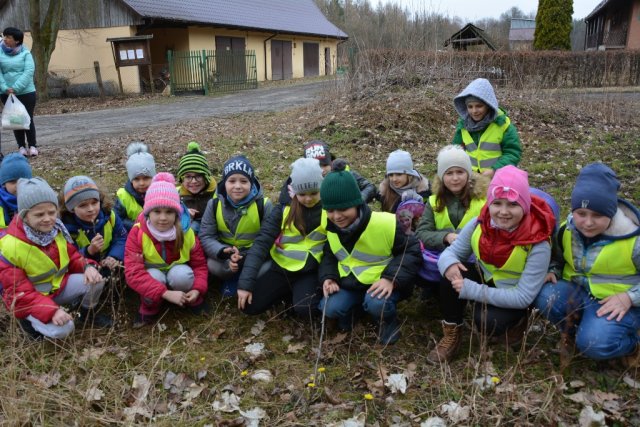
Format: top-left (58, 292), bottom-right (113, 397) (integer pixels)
top-left (430, 166), bottom-right (555, 364)
top-left (237, 158), bottom-right (324, 319)
top-left (114, 142), bottom-right (156, 231)
top-left (0, 177), bottom-right (111, 339)
top-left (452, 78), bottom-right (522, 179)
top-left (124, 173), bottom-right (209, 328)
top-left (0, 153), bottom-right (32, 235)
top-left (176, 141), bottom-right (216, 233)
top-left (534, 163), bottom-right (640, 369)
top-left (60, 175), bottom-right (127, 276)
top-left (199, 155), bottom-right (272, 296)
top-left (318, 170), bottom-right (422, 345)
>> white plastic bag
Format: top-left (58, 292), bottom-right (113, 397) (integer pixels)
top-left (2, 94), bottom-right (31, 130)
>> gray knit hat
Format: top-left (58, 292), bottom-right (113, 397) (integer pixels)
top-left (63, 175), bottom-right (100, 211)
top-left (436, 145), bottom-right (473, 179)
top-left (386, 149), bottom-right (420, 177)
top-left (125, 142), bottom-right (156, 181)
top-left (290, 158), bottom-right (324, 194)
top-left (17, 177), bottom-right (58, 217)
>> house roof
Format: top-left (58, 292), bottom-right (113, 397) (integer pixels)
top-left (509, 28), bottom-right (535, 41)
top-left (120, 0), bottom-right (348, 39)
top-left (444, 23), bottom-right (497, 51)
top-left (585, 0), bottom-right (610, 20)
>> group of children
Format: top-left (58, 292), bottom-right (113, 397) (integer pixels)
top-left (0, 78), bottom-right (638, 371)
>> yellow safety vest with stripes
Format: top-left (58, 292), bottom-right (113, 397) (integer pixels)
top-left (0, 232), bottom-right (70, 295)
top-left (270, 206), bottom-right (327, 272)
top-left (470, 225), bottom-right (530, 287)
top-left (116, 188), bottom-right (143, 222)
top-left (561, 223), bottom-right (639, 299)
top-left (461, 109), bottom-right (510, 173)
top-left (0, 205), bottom-right (7, 229)
top-left (215, 198), bottom-right (267, 249)
top-left (428, 195), bottom-right (485, 231)
top-left (136, 223), bottom-right (196, 272)
top-left (327, 212), bottom-right (396, 285)
top-left (71, 211), bottom-right (116, 256)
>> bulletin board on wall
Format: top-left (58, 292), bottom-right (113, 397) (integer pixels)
top-left (107, 35), bottom-right (154, 93)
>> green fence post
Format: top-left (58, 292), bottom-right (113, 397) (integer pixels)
top-left (201, 50), bottom-right (209, 96)
top-left (167, 50), bottom-right (174, 96)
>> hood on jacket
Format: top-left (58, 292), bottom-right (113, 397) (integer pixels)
top-left (378, 173), bottom-right (430, 196)
top-left (430, 172), bottom-right (489, 201)
top-left (454, 78), bottom-right (499, 119)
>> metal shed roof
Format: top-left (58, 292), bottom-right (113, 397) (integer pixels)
top-left (120, 0), bottom-right (348, 39)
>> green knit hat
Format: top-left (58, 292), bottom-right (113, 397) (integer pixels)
top-left (177, 141), bottom-right (212, 186)
top-left (320, 170), bottom-right (363, 210)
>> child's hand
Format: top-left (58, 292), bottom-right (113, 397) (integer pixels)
top-left (444, 263), bottom-right (467, 283)
top-left (88, 233), bottom-right (104, 256)
top-left (184, 290), bottom-right (200, 304)
top-left (451, 278), bottom-right (465, 293)
top-left (597, 292), bottom-right (632, 322)
top-left (229, 247), bottom-right (242, 263)
top-left (544, 272), bottom-right (557, 284)
top-left (227, 260), bottom-right (239, 273)
top-left (84, 265), bottom-right (103, 284)
top-left (237, 289), bottom-right (252, 310)
top-left (444, 233), bottom-right (458, 245)
top-left (188, 208), bottom-right (198, 219)
top-left (367, 277), bottom-right (394, 299)
top-left (323, 279), bottom-right (340, 297)
top-left (163, 290), bottom-right (187, 307)
top-left (101, 256), bottom-right (120, 270)
top-left (52, 308), bottom-right (73, 326)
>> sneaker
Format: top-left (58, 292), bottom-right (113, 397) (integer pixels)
top-left (18, 147), bottom-right (27, 156)
top-left (19, 318), bottom-right (44, 340)
top-left (28, 146), bottom-right (38, 157)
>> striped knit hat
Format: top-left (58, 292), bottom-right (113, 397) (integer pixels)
top-left (177, 141), bottom-right (212, 186)
top-left (63, 175), bottom-right (100, 211)
top-left (143, 172), bottom-right (182, 216)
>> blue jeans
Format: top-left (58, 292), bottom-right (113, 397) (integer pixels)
top-left (534, 280), bottom-right (640, 360)
top-left (318, 287), bottom-right (401, 323)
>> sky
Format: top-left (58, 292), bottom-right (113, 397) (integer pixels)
top-left (379, 0), bottom-right (603, 21)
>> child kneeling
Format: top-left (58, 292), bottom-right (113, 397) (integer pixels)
top-left (319, 171), bottom-right (422, 345)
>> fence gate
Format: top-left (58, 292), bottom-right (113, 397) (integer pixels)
top-left (167, 49), bottom-right (257, 95)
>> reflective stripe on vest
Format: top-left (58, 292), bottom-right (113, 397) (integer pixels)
top-left (73, 211), bottom-right (116, 256)
top-left (136, 224), bottom-right (196, 272)
top-left (470, 225), bottom-right (529, 287)
top-left (428, 195), bottom-right (485, 231)
top-left (561, 224), bottom-right (639, 299)
top-left (270, 207), bottom-right (327, 271)
top-left (460, 110), bottom-right (510, 173)
top-left (116, 188), bottom-right (143, 222)
top-left (0, 233), bottom-right (70, 295)
top-left (215, 198), bottom-right (267, 249)
top-left (0, 205), bottom-right (6, 229)
top-left (327, 212), bottom-right (396, 285)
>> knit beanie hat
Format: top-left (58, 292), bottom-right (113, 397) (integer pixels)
top-left (320, 170), bottom-right (363, 210)
top-left (571, 163), bottom-right (620, 218)
top-left (0, 153), bottom-right (32, 185)
top-left (177, 141), bottom-right (212, 186)
top-left (303, 140), bottom-right (332, 166)
top-left (436, 145), bottom-right (473, 179)
top-left (222, 155), bottom-right (254, 183)
top-left (290, 157), bottom-right (324, 194)
top-left (63, 175), bottom-right (100, 211)
top-left (386, 149), bottom-right (420, 177)
top-left (143, 172), bottom-right (182, 216)
top-left (126, 142), bottom-right (156, 181)
top-left (17, 177), bottom-right (58, 216)
top-left (487, 165), bottom-right (531, 214)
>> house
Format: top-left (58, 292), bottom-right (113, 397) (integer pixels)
top-left (584, 0), bottom-right (640, 50)
top-left (444, 23), bottom-right (497, 51)
top-left (0, 0), bottom-right (347, 94)
top-left (508, 18), bottom-right (535, 51)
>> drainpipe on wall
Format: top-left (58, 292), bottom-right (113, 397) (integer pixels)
top-left (263, 33), bottom-right (278, 81)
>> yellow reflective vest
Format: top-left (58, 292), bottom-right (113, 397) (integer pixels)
top-left (470, 225), bottom-right (530, 287)
top-left (0, 205), bottom-right (7, 229)
top-left (72, 211), bottom-right (116, 256)
top-left (136, 223), bottom-right (196, 272)
top-left (216, 198), bottom-right (267, 249)
top-left (561, 224), bottom-right (639, 299)
top-left (270, 206), bottom-right (327, 271)
top-left (461, 109), bottom-right (510, 173)
top-left (429, 195), bottom-right (485, 231)
top-left (327, 212), bottom-right (396, 285)
top-left (116, 188), bottom-right (143, 222)
top-left (0, 233), bottom-right (70, 295)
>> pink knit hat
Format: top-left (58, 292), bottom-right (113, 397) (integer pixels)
top-left (143, 172), bottom-right (182, 216)
top-left (487, 165), bottom-right (531, 214)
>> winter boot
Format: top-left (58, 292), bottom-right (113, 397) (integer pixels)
top-left (559, 332), bottom-right (576, 370)
top-left (132, 312), bottom-right (157, 329)
top-left (78, 307), bottom-right (113, 329)
top-left (19, 318), bottom-right (43, 340)
top-left (427, 321), bottom-right (463, 364)
top-left (621, 344), bottom-right (640, 369)
top-left (377, 317), bottom-right (401, 345)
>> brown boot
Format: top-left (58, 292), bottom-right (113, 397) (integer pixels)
top-left (559, 332), bottom-right (575, 370)
top-left (490, 316), bottom-right (528, 347)
top-left (427, 321), bottom-right (463, 364)
top-left (621, 344), bottom-right (640, 369)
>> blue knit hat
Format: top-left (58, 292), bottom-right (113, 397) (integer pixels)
top-left (0, 153), bottom-right (32, 185)
top-left (571, 163), bottom-right (620, 218)
top-left (222, 155), bottom-right (254, 183)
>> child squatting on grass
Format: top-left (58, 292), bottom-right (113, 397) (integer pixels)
top-left (0, 153), bottom-right (32, 232)
top-left (0, 177), bottom-right (112, 339)
top-left (318, 170), bottom-right (422, 345)
top-left (431, 166), bottom-right (555, 363)
top-left (534, 163), bottom-right (640, 369)
top-left (114, 142), bottom-right (156, 231)
top-left (124, 173), bottom-right (208, 328)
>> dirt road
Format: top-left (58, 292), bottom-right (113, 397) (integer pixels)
top-left (0, 80), bottom-right (334, 149)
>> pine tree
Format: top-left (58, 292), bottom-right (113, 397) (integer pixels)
top-left (534, 0), bottom-right (574, 50)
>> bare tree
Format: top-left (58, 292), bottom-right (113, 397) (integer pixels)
top-left (29, 0), bottom-right (63, 101)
